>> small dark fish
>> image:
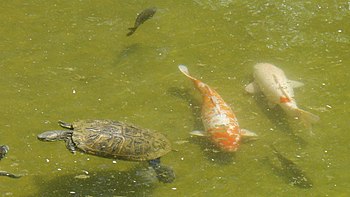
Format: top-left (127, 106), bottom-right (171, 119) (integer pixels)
top-left (269, 145), bottom-right (313, 188)
top-left (0, 145), bottom-right (9, 160)
top-left (127, 7), bottom-right (157, 36)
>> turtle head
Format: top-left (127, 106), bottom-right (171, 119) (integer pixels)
top-left (37, 130), bottom-right (72, 142)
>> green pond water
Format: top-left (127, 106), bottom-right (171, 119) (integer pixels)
top-left (1, 0), bottom-right (349, 196)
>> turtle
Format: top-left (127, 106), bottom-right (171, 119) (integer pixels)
top-left (0, 145), bottom-right (21, 178)
top-left (37, 119), bottom-right (175, 183)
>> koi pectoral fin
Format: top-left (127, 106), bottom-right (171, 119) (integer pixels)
top-left (288, 80), bottom-right (304, 88)
top-left (189, 130), bottom-right (208, 137)
top-left (245, 82), bottom-right (260, 94)
top-left (240, 129), bottom-right (258, 142)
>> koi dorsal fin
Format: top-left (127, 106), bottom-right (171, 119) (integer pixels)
top-left (272, 74), bottom-right (292, 101)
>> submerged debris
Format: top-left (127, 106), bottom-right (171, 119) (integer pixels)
top-left (0, 145), bottom-right (22, 179)
top-left (0, 145), bottom-right (9, 160)
top-left (0, 171), bottom-right (22, 179)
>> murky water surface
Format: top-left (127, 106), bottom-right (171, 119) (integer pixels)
top-left (0, 1), bottom-right (349, 196)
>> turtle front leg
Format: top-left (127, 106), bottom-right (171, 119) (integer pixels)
top-left (58, 121), bottom-right (73, 129)
top-left (65, 137), bottom-right (76, 154)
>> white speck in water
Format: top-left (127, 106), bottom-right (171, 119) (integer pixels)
top-left (324, 150), bottom-right (328, 153)
top-left (337, 29), bottom-right (342, 33)
top-left (69, 191), bottom-right (76, 194)
top-left (86, 158), bottom-right (90, 161)
top-left (180, 157), bottom-right (184, 161)
top-left (211, 158), bottom-right (215, 162)
top-left (112, 160), bottom-right (117, 164)
top-left (57, 168), bottom-right (62, 171)
top-left (326, 105), bottom-right (332, 109)
top-left (46, 159), bottom-right (50, 163)
top-left (72, 89), bottom-right (76, 94)
top-left (83, 170), bottom-right (89, 175)
top-left (159, 53), bottom-right (162, 56)
top-left (171, 187), bottom-right (177, 191)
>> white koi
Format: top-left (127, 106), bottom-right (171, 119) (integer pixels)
top-left (245, 63), bottom-right (319, 126)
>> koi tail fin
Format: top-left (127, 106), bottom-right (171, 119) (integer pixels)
top-left (178, 65), bottom-right (198, 81)
top-left (295, 108), bottom-right (319, 129)
top-left (126, 27), bottom-right (137, 36)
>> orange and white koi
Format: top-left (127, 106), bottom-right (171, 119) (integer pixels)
top-left (178, 65), bottom-right (257, 152)
top-left (245, 63), bottom-right (319, 126)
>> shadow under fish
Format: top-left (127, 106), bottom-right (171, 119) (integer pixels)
top-left (248, 91), bottom-right (308, 147)
top-left (113, 43), bottom-right (140, 65)
top-left (0, 145), bottom-right (22, 179)
top-left (127, 7), bottom-right (157, 36)
top-left (265, 145), bottom-right (313, 189)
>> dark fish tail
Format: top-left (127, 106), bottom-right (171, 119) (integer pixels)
top-left (126, 27), bottom-right (137, 36)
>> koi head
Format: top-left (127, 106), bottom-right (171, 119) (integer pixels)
top-left (211, 130), bottom-right (240, 152)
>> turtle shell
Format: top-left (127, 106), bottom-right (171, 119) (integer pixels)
top-left (71, 119), bottom-right (171, 161)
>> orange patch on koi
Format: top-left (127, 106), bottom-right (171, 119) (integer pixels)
top-left (280, 96), bottom-right (291, 103)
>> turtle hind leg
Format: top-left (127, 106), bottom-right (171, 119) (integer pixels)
top-left (148, 158), bottom-right (175, 183)
top-left (58, 120), bottom-right (73, 129)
